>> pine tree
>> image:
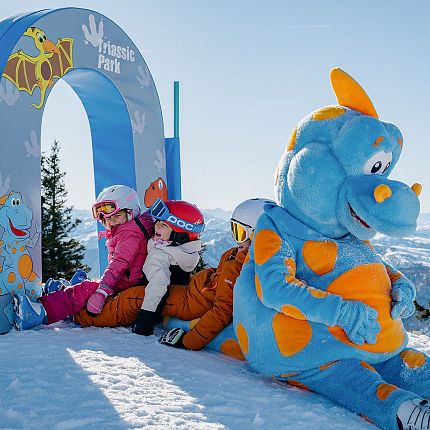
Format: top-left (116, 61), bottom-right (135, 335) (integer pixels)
top-left (41, 140), bottom-right (90, 280)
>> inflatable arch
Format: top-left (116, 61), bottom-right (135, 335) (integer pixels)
top-left (0, 7), bottom-right (181, 333)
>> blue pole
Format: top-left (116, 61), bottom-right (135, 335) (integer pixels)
top-left (174, 81), bottom-right (179, 138)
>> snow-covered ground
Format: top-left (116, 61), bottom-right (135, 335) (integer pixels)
top-left (1, 210), bottom-right (430, 429)
top-left (4, 322), bottom-right (429, 429)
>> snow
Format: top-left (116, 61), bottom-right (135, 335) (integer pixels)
top-left (9, 322), bottom-right (429, 429)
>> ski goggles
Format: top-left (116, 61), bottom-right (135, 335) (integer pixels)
top-left (149, 198), bottom-right (205, 234)
top-left (231, 219), bottom-right (252, 243)
top-left (92, 200), bottom-right (121, 220)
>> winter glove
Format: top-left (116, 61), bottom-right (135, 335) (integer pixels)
top-left (391, 279), bottom-right (416, 319)
top-left (44, 278), bottom-right (70, 295)
top-left (159, 328), bottom-right (186, 349)
top-left (132, 309), bottom-right (158, 336)
top-left (335, 300), bottom-right (380, 345)
top-left (70, 269), bottom-right (89, 286)
top-left (86, 284), bottom-right (113, 315)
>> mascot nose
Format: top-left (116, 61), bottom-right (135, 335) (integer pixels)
top-left (411, 183), bottom-right (422, 196)
top-left (374, 184), bottom-right (392, 203)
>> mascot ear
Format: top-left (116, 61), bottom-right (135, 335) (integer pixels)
top-left (330, 68), bottom-right (379, 119)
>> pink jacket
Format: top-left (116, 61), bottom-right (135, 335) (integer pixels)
top-left (100, 212), bottom-right (154, 292)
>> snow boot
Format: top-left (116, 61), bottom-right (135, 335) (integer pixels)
top-left (43, 278), bottom-right (70, 295)
top-left (397, 399), bottom-right (430, 429)
top-left (13, 294), bottom-right (47, 330)
top-left (70, 269), bottom-right (89, 285)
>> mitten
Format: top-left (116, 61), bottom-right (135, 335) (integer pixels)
top-left (159, 328), bottom-right (185, 349)
top-left (132, 309), bottom-right (158, 336)
top-left (391, 279), bottom-right (416, 319)
top-left (86, 284), bottom-right (113, 315)
top-left (335, 300), bottom-right (380, 345)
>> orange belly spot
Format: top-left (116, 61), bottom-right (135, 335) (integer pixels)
top-left (18, 254), bottom-right (33, 279)
top-left (327, 263), bottom-right (404, 352)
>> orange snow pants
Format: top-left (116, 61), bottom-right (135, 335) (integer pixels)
top-left (74, 284), bottom-right (209, 328)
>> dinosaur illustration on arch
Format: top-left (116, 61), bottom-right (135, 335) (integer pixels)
top-left (0, 191), bottom-right (43, 301)
top-left (2, 27), bottom-right (74, 109)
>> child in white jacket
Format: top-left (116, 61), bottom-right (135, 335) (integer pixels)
top-left (132, 199), bottom-right (204, 336)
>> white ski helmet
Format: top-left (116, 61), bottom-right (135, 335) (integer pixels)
top-left (230, 198), bottom-right (274, 242)
top-left (92, 185), bottom-right (141, 220)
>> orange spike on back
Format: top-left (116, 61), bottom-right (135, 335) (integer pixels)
top-left (330, 68), bottom-right (379, 119)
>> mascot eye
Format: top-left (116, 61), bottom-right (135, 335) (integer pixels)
top-left (363, 151), bottom-right (393, 175)
top-left (158, 180), bottom-right (163, 190)
top-left (38, 35), bottom-right (44, 43)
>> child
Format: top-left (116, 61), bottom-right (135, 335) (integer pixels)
top-left (131, 198), bottom-right (205, 336)
top-left (13, 185), bottom-right (154, 330)
top-left (159, 198), bottom-right (273, 350)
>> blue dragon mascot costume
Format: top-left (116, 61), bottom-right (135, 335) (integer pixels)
top-left (233, 68), bottom-right (429, 430)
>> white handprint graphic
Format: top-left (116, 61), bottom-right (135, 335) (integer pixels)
top-left (137, 65), bottom-right (151, 88)
top-left (154, 149), bottom-right (166, 172)
top-left (0, 80), bottom-right (19, 106)
top-left (82, 14), bottom-right (104, 48)
top-left (24, 130), bottom-right (40, 158)
top-left (131, 110), bottom-right (146, 134)
top-left (0, 171), bottom-right (10, 196)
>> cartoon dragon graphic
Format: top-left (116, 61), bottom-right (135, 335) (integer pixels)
top-left (2, 27), bottom-right (74, 109)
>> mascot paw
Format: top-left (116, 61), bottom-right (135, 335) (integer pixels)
top-left (336, 300), bottom-right (380, 345)
top-left (391, 282), bottom-right (416, 320)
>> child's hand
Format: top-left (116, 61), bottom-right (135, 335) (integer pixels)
top-left (132, 309), bottom-right (157, 336)
top-left (335, 300), bottom-right (380, 345)
top-left (87, 284), bottom-right (112, 315)
top-left (391, 279), bottom-right (416, 319)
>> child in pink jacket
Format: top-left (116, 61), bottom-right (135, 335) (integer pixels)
top-left (13, 185), bottom-right (154, 329)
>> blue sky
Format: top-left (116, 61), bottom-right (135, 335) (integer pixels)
top-left (2, 0), bottom-right (430, 212)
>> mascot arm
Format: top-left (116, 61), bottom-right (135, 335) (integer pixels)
top-left (253, 230), bottom-right (343, 327)
top-left (383, 260), bottom-right (416, 319)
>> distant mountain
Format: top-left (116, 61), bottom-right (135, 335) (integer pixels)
top-left (70, 209), bottom-right (430, 333)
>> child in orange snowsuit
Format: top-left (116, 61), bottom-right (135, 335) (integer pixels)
top-left (159, 198), bottom-right (274, 350)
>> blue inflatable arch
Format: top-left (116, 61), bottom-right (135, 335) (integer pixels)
top-left (0, 7), bottom-right (181, 333)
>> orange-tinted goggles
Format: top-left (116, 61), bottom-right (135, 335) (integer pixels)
top-left (231, 220), bottom-right (251, 243)
top-left (91, 200), bottom-right (119, 220)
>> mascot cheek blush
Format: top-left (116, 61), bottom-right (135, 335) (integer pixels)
top-left (233, 68), bottom-right (429, 430)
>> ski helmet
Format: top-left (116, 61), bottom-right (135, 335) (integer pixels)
top-left (150, 199), bottom-right (204, 242)
top-left (92, 185), bottom-right (141, 220)
top-left (230, 198), bottom-right (274, 243)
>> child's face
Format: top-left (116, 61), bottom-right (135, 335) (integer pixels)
top-left (102, 210), bottom-right (128, 230)
top-left (154, 221), bottom-right (173, 241)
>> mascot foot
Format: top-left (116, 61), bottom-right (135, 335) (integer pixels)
top-left (13, 294), bottom-right (47, 330)
top-left (397, 399), bottom-right (430, 429)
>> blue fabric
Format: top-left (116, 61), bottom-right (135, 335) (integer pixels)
top-left (286, 358), bottom-right (418, 430)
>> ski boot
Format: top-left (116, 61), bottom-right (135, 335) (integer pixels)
top-left (70, 269), bottom-right (89, 285)
top-left (13, 294), bottom-right (47, 330)
top-left (397, 399), bottom-right (430, 429)
top-left (44, 278), bottom-right (70, 295)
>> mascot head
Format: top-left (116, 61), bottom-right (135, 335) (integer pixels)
top-left (275, 68), bottom-right (421, 240)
